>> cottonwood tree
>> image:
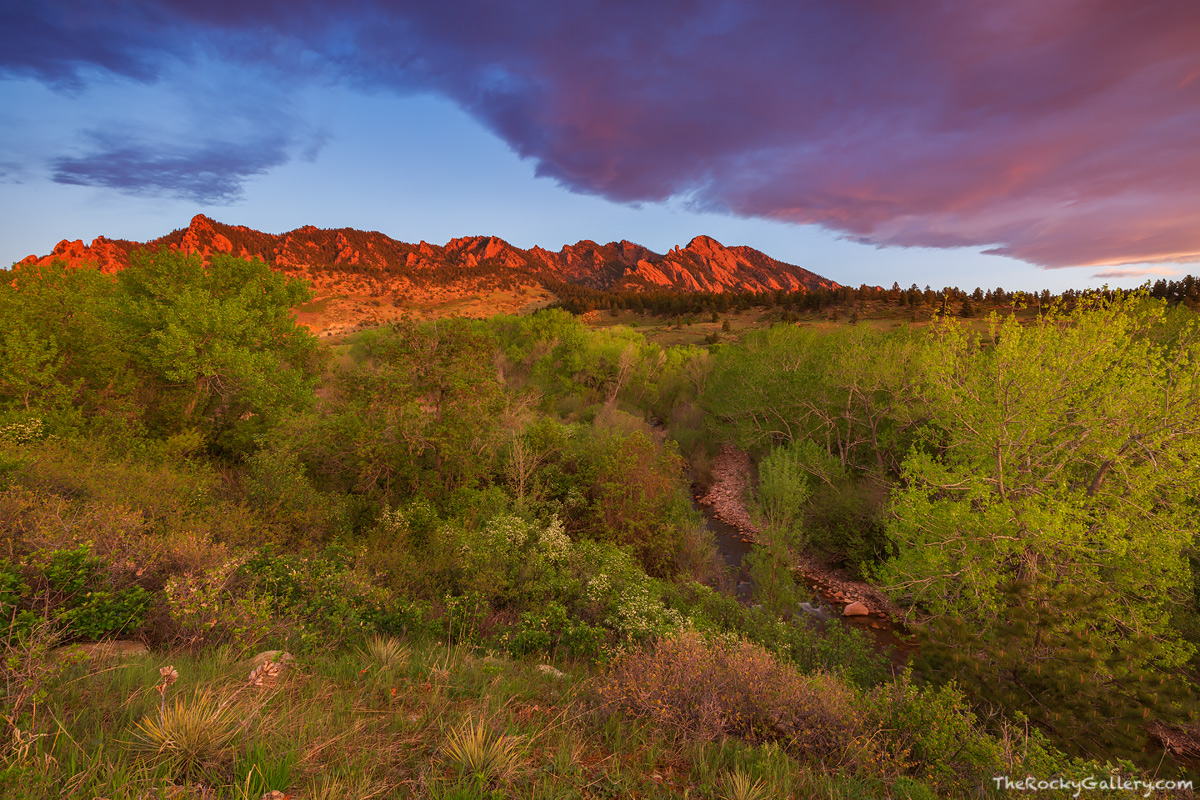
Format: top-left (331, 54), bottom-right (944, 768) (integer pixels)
top-left (114, 251), bottom-right (320, 450)
top-left (319, 317), bottom-right (507, 497)
top-left (0, 254), bottom-right (319, 449)
top-left (748, 443), bottom-right (811, 616)
top-left (879, 294), bottom-right (1200, 758)
top-left (703, 324), bottom-right (924, 475)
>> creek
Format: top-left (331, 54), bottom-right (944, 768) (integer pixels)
top-left (694, 497), bottom-right (915, 665)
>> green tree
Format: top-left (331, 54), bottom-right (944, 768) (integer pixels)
top-left (748, 443), bottom-right (811, 615)
top-left (703, 324), bottom-right (923, 475)
top-left (879, 295), bottom-right (1200, 753)
top-left (315, 317), bottom-right (507, 497)
top-left (0, 262), bottom-right (128, 432)
top-left (114, 250), bottom-right (320, 450)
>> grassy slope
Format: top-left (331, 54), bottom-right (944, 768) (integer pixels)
top-left (8, 636), bottom-right (942, 800)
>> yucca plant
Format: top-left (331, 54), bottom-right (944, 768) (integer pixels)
top-left (131, 687), bottom-right (242, 778)
top-left (440, 718), bottom-right (525, 787)
top-left (717, 768), bottom-right (772, 800)
top-left (360, 634), bottom-right (410, 672)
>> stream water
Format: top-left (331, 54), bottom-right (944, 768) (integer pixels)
top-left (695, 497), bottom-right (915, 664)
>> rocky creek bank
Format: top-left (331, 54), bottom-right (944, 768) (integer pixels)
top-left (695, 444), bottom-right (906, 632)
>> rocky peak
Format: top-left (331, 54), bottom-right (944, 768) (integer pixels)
top-left (15, 216), bottom-right (837, 295)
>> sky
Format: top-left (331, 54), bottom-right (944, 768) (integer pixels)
top-left (2, 1), bottom-right (1198, 292)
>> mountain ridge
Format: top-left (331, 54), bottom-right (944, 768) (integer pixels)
top-left (19, 214), bottom-right (838, 296)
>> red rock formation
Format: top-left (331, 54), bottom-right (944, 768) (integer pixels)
top-left (17, 216), bottom-right (839, 294)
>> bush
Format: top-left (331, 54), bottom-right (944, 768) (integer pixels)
top-left (242, 549), bottom-right (390, 649)
top-left (597, 629), bottom-right (865, 763)
top-left (681, 584), bottom-right (890, 688)
top-left (1, 562), bottom-right (38, 641)
top-left (504, 601), bottom-right (604, 660)
top-left (162, 557), bottom-right (271, 647)
top-left (10, 545), bottom-right (153, 642)
top-left (866, 673), bottom-right (1004, 789)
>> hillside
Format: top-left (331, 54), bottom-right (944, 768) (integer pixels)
top-left (18, 215), bottom-right (838, 334)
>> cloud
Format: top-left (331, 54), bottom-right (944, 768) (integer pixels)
top-left (5, 0), bottom-right (1200, 268)
top-left (1090, 266), bottom-right (1181, 279)
top-left (50, 130), bottom-right (300, 204)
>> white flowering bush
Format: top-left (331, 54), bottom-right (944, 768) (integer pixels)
top-left (0, 417), bottom-right (45, 445)
top-left (456, 513), bottom-right (577, 603)
top-left (576, 541), bottom-right (682, 643)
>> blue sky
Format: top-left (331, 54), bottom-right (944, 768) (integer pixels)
top-left (3, 1), bottom-right (1198, 292)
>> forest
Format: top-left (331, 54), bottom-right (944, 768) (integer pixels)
top-left (1, 250), bottom-right (1198, 799)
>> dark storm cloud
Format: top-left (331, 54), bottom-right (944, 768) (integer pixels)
top-left (6, 0), bottom-right (1200, 267)
top-left (50, 131), bottom-right (294, 204)
top-left (0, 2), bottom-right (172, 85)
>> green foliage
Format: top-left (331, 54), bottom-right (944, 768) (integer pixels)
top-left (748, 444), bottom-right (810, 616)
top-left (306, 318), bottom-right (506, 498)
top-left (0, 262), bottom-right (121, 434)
top-left (244, 438), bottom-right (348, 542)
top-left (867, 672), bottom-right (1006, 791)
top-left (755, 443), bottom-right (811, 537)
top-left (918, 580), bottom-right (1197, 768)
top-left (163, 557), bottom-right (271, 646)
top-left (878, 294), bottom-right (1200, 763)
top-left (679, 584), bottom-right (890, 688)
top-left (879, 296), bottom-right (1200, 661)
top-left (703, 324), bottom-right (923, 475)
top-left (567, 428), bottom-right (693, 577)
top-left (56, 585), bottom-right (150, 642)
top-left (504, 601), bottom-right (604, 660)
top-left (243, 549), bottom-right (390, 649)
top-left (233, 742), bottom-right (298, 797)
top-left (131, 687), bottom-right (242, 779)
top-left (0, 252), bottom-right (320, 452)
top-left (0, 562), bottom-right (38, 641)
top-left (10, 545), bottom-right (152, 642)
top-left (115, 251), bottom-right (321, 451)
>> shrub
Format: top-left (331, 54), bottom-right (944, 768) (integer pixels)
top-left (681, 584), bottom-right (890, 688)
top-left (865, 672), bottom-right (1005, 791)
top-left (0, 563), bottom-right (37, 642)
top-left (597, 629), bottom-right (864, 763)
top-left (243, 549), bottom-right (390, 649)
top-left (162, 557), bottom-right (271, 647)
top-left (504, 601), bottom-right (604, 660)
top-left (577, 541), bottom-right (683, 643)
top-left (244, 442), bottom-right (347, 542)
top-left (17, 544), bottom-right (152, 642)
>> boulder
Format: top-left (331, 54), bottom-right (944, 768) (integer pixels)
top-left (843, 601), bottom-right (870, 617)
top-left (250, 650), bottom-right (295, 668)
